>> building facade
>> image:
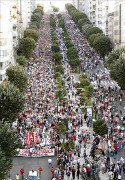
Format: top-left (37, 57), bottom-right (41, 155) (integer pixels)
top-left (73, 0), bottom-right (125, 45)
top-left (0, 0), bottom-right (14, 81)
top-left (0, 0), bottom-right (36, 82)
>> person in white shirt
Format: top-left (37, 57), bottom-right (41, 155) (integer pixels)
top-left (48, 159), bottom-right (52, 166)
top-left (118, 174), bottom-right (121, 180)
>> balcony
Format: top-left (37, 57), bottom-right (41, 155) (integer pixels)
top-left (13, 31), bottom-right (17, 38)
top-left (12, 15), bottom-right (17, 19)
top-left (98, 21), bottom-right (102, 24)
top-left (98, 15), bottom-right (102, 18)
top-left (98, 8), bottom-right (102, 11)
top-left (12, 5), bottom-right (17, 9)
top-left (13, 24), bottom-right (17, 29)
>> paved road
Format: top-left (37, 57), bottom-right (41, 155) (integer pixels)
top-left (10, 156), bottom-right (57, 180)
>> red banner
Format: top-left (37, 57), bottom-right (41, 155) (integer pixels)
top-left (26, 132), bottom-right (31, 145)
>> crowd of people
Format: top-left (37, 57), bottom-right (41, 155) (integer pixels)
top-left (13, 15), bottom-right (61, 157)
top-left (12, 10), bottom-right (125, 180)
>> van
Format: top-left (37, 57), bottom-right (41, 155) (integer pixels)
top-left (28, 170), bottom-right (38, 180)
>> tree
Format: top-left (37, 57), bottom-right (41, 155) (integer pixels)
top-left (16, 56), bottom-right (27, 67)
top-left (56, 121), bottom-right (66, 139)
top-left (85, 27), bottom-right (103, 39)
top-left (93, 36), bottom-right (112, 59)
top-left (69, 59), bottom-right (80, 67)
top-left (53, 6), bottom-right (59, 12)
top-left (88, 33), bottom-right (104, 47)
top-left (93, 119), bottom-right (108, 137)
top-left (82, 24), bottom-right (92, 34)
top-left (67, 47), bottom-right (78, 59)
top-left (28, 24), bottom-right (38, 30)
top-left (110, 53), bottom-right (125, 89)
top-left (65, 40), bottom-right (74, 49)
top-left (24, 29), bottom-right (39, 42)
top-left (51, 43), bottom-right (60, 53)
top-left (52, 53), bottom-right (62, 63)
top-left (21, 37), bottom-right (35, 59)
top-left (0, 82), bottom-right (25, 122)
top-left (33, 7), bottom-right (43, 17)
top-left (6, 63), bottom-right (28, 92)
top-left (55, 65), bottom-right (64, 74)
top-left (77, 18), bottom-right (90, 31)
top-left (79, 74), bottom-right (87, 81)
top-left (54, 72), bottom-right (61, 79)
top-left (52, 35), bottom-right (58, 41)
top-left (80, 79), bottom-right (90, 88)
top-left (72, 11), bottom-right (87, 24)
top-left (50, 14), bottom-right (56, 28)
top-left (62, 140), bottom-right (75, 150)
top-left (0, 122), bottom-right (20, 179)
top-left (85, 85), bottom-right (94, 98)
top-left (30, 21), bottom-right (40, 29)
top-left (31, 12), bottom-right (41, 23)
top-left (107, 45), bottom-right (125, 66)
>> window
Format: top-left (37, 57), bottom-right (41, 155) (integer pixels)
top-left (0, 75), bottom-right (2, 81)
top-left (0, 62), bottom-right (3, 68)
top-left (0, 50), bottom-right (8, 57)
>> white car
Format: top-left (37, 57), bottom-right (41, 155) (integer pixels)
top-left (28, 170), bottom-right (38, 180)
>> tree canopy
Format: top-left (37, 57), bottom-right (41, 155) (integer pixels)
top-left (110, 53), bottom-right (125, 89)
top-left (55, 65), bottom-right (64, 74)
top-left (88, 33), bottom-right (104, 47)
top-left (82, 24), bottom-right (92, 34)
top-left (93, 119), bottom-right (108, 137)
top-left (52, 53), bottom-right (62, 63)
top-left (77, 18), bottom-right (90, 31)
top-left (51, 43), bottom-right (60, 53)
top-left (16, 56), bottom-right (27, 67)
top-left (6, 63), bottom-right (28, 92)
top-left (85, 27), bottom-right (103, 39)
top-left (93, 36), bottom-right (112, 58)
top-left (21, 37), bottom-right (35, 59)
top-left (0, 122), bottom-right (20, 179)
top-left (24, 29), bottom-right (39, 42)
top-left (0, 82), bottom-right (25, 122)
top-left (107, 45), bottom-right (125, 66)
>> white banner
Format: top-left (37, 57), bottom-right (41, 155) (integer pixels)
top-left (16, 148), bottom-right (55, 157)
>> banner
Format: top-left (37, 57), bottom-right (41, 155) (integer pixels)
top-left (26, 132), bottom-right (31, 145)
top-left (33, 132), bottom-right (38, 143)
top-left (16, 148), bottom-right (55, 157)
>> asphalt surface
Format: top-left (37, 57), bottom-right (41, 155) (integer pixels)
top-left (10, 156), bottom-right (57, 180)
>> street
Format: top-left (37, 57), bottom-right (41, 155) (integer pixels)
top-left (10, 156), bottom-right (57, 180)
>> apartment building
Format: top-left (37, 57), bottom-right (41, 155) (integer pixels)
top-left (113, 0), bottom-right (125, 45)
top-left (73, 0), bottom-right (109, 35)
top-left (0, 0), bottom-right (36, 82)
top-left (107, 0), bottom-right (125, 45)
top-left (0, 0), bottom-right (14, 82)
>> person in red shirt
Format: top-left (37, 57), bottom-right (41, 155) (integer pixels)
top-left (73, 135), bottom-right (76, 140)
top-left (39, 167), bottom-right (43, 176)
top-left (20, 168), bottom-right (24, 180)
top-left (51, 167), bottom-right (54, 177)
top-left (114, 144), bottom-right (117, 150)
